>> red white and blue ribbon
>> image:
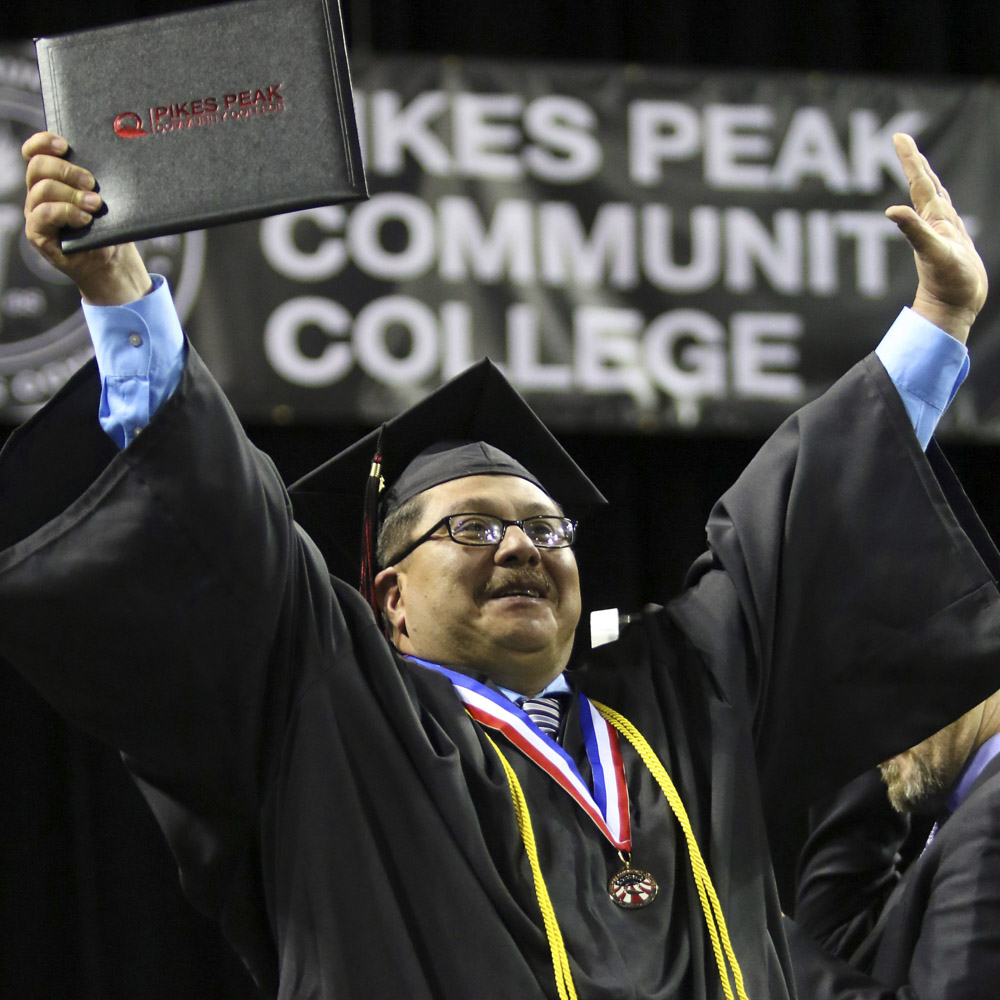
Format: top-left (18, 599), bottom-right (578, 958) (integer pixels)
top-left (410, 658), bottom-right (631, 852)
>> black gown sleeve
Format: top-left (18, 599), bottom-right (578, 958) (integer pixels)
top-left (673, 353), bottom-right (1000, 811)
top-left (0, 349), bottom-right (338, 942)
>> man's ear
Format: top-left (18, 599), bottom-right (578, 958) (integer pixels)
top-left (373, 566), bottom-right (406, 639)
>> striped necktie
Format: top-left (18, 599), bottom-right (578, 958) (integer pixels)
top-left (519, 694), bottom-right (567, 740)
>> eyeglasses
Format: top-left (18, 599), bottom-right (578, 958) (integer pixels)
top-left (386, 513), bottom-right (578, 566)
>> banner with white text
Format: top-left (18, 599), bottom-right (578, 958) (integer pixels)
top-left (3, 46), bottom-right (1000, 437)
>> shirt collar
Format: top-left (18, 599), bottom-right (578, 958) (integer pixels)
top-left (403, 653), bottom-right (570, 704)
top-left (498, 672), bottom-right (571, 704)
top-left (946, 731), bottom-right (1000, 813)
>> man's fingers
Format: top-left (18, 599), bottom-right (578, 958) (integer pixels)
top-left (917, 151), bottom-right (952, 204)
top-left (894, 134), bottom-right (942, 212)
top-left (20, 130), bottom-right (69, 161)
top-left (892, 132), bottom-right (922, 179)
top-left (24, 153), bottom-right (96, 194)
top-left (885, 204), bottom-right (947, 256)
top-left (26, 199), bottom-right (96, 243)
top-left (904, 161), bottom-right (947, 218)
top-left (893, 132), bottom-right (960, 222)
top-left (920, 160), bottom-right (951, 205)
top-left (918, 155), bottom-right (956, 213)
top-left (890, 132), bottom-right (987, 339)
top-left (24, 177), bottom-right (102, 218)
top-left (18, 130), bottom-right (148, 299)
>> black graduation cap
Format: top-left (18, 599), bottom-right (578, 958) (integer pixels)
top-left (288, 358), bottom-right (607, 611)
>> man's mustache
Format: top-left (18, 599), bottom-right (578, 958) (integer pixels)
top-left (480, 569), bottom-right (556, 600)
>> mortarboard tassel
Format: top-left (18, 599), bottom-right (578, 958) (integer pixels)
top-left (359, 423), bottom-right (386, 623)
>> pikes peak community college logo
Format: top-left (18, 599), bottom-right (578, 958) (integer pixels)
top-left (113, 111), bottom-right (148, 138)
top-left (113, 82), bottom-right (284, 137)
top-left (0, 45), bottom-right (204, 423)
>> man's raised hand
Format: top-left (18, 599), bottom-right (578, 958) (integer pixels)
top-left (887, 132), bottom-right (988, 345)
top-left (22, 131), bottom-right (151, 305)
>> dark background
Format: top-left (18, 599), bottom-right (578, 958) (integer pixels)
top-left (2, 2), bottom-right (999, 997)
top-left (5, 0), bottom-right (1000, 76)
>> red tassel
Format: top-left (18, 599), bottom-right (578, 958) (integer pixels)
top-left (359, 423), bottom-right (386, 622)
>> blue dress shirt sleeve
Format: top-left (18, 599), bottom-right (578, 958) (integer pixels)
top-left (875, 307), bottom-right (969, 450)
top-left (81, 274), bottom-right (186, 449)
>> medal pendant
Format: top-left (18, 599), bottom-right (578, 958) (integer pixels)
top-left (608, 864), bottom-right (658, 909)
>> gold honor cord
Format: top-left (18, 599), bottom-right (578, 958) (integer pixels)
top-left (484, 731), bottom-right (578, 1000)
top-left (480, 704), bottom-right (749, 1000)
top-left (591, 700), bottom-right (749, 1000)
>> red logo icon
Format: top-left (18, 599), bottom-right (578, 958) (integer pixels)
top-left (113, 112), bottom-right (148, 138)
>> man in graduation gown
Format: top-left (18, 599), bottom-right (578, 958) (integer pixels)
top-left (786, 689), bottom-right (1000, 999)
top-left (0, 129), bottom-right (996, 999)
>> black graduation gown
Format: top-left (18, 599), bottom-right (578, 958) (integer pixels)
top-left (1, 347), bottom-right (999, 1000)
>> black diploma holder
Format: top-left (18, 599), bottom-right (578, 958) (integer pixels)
top-left (34, 0), bottom-right (367, 252)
